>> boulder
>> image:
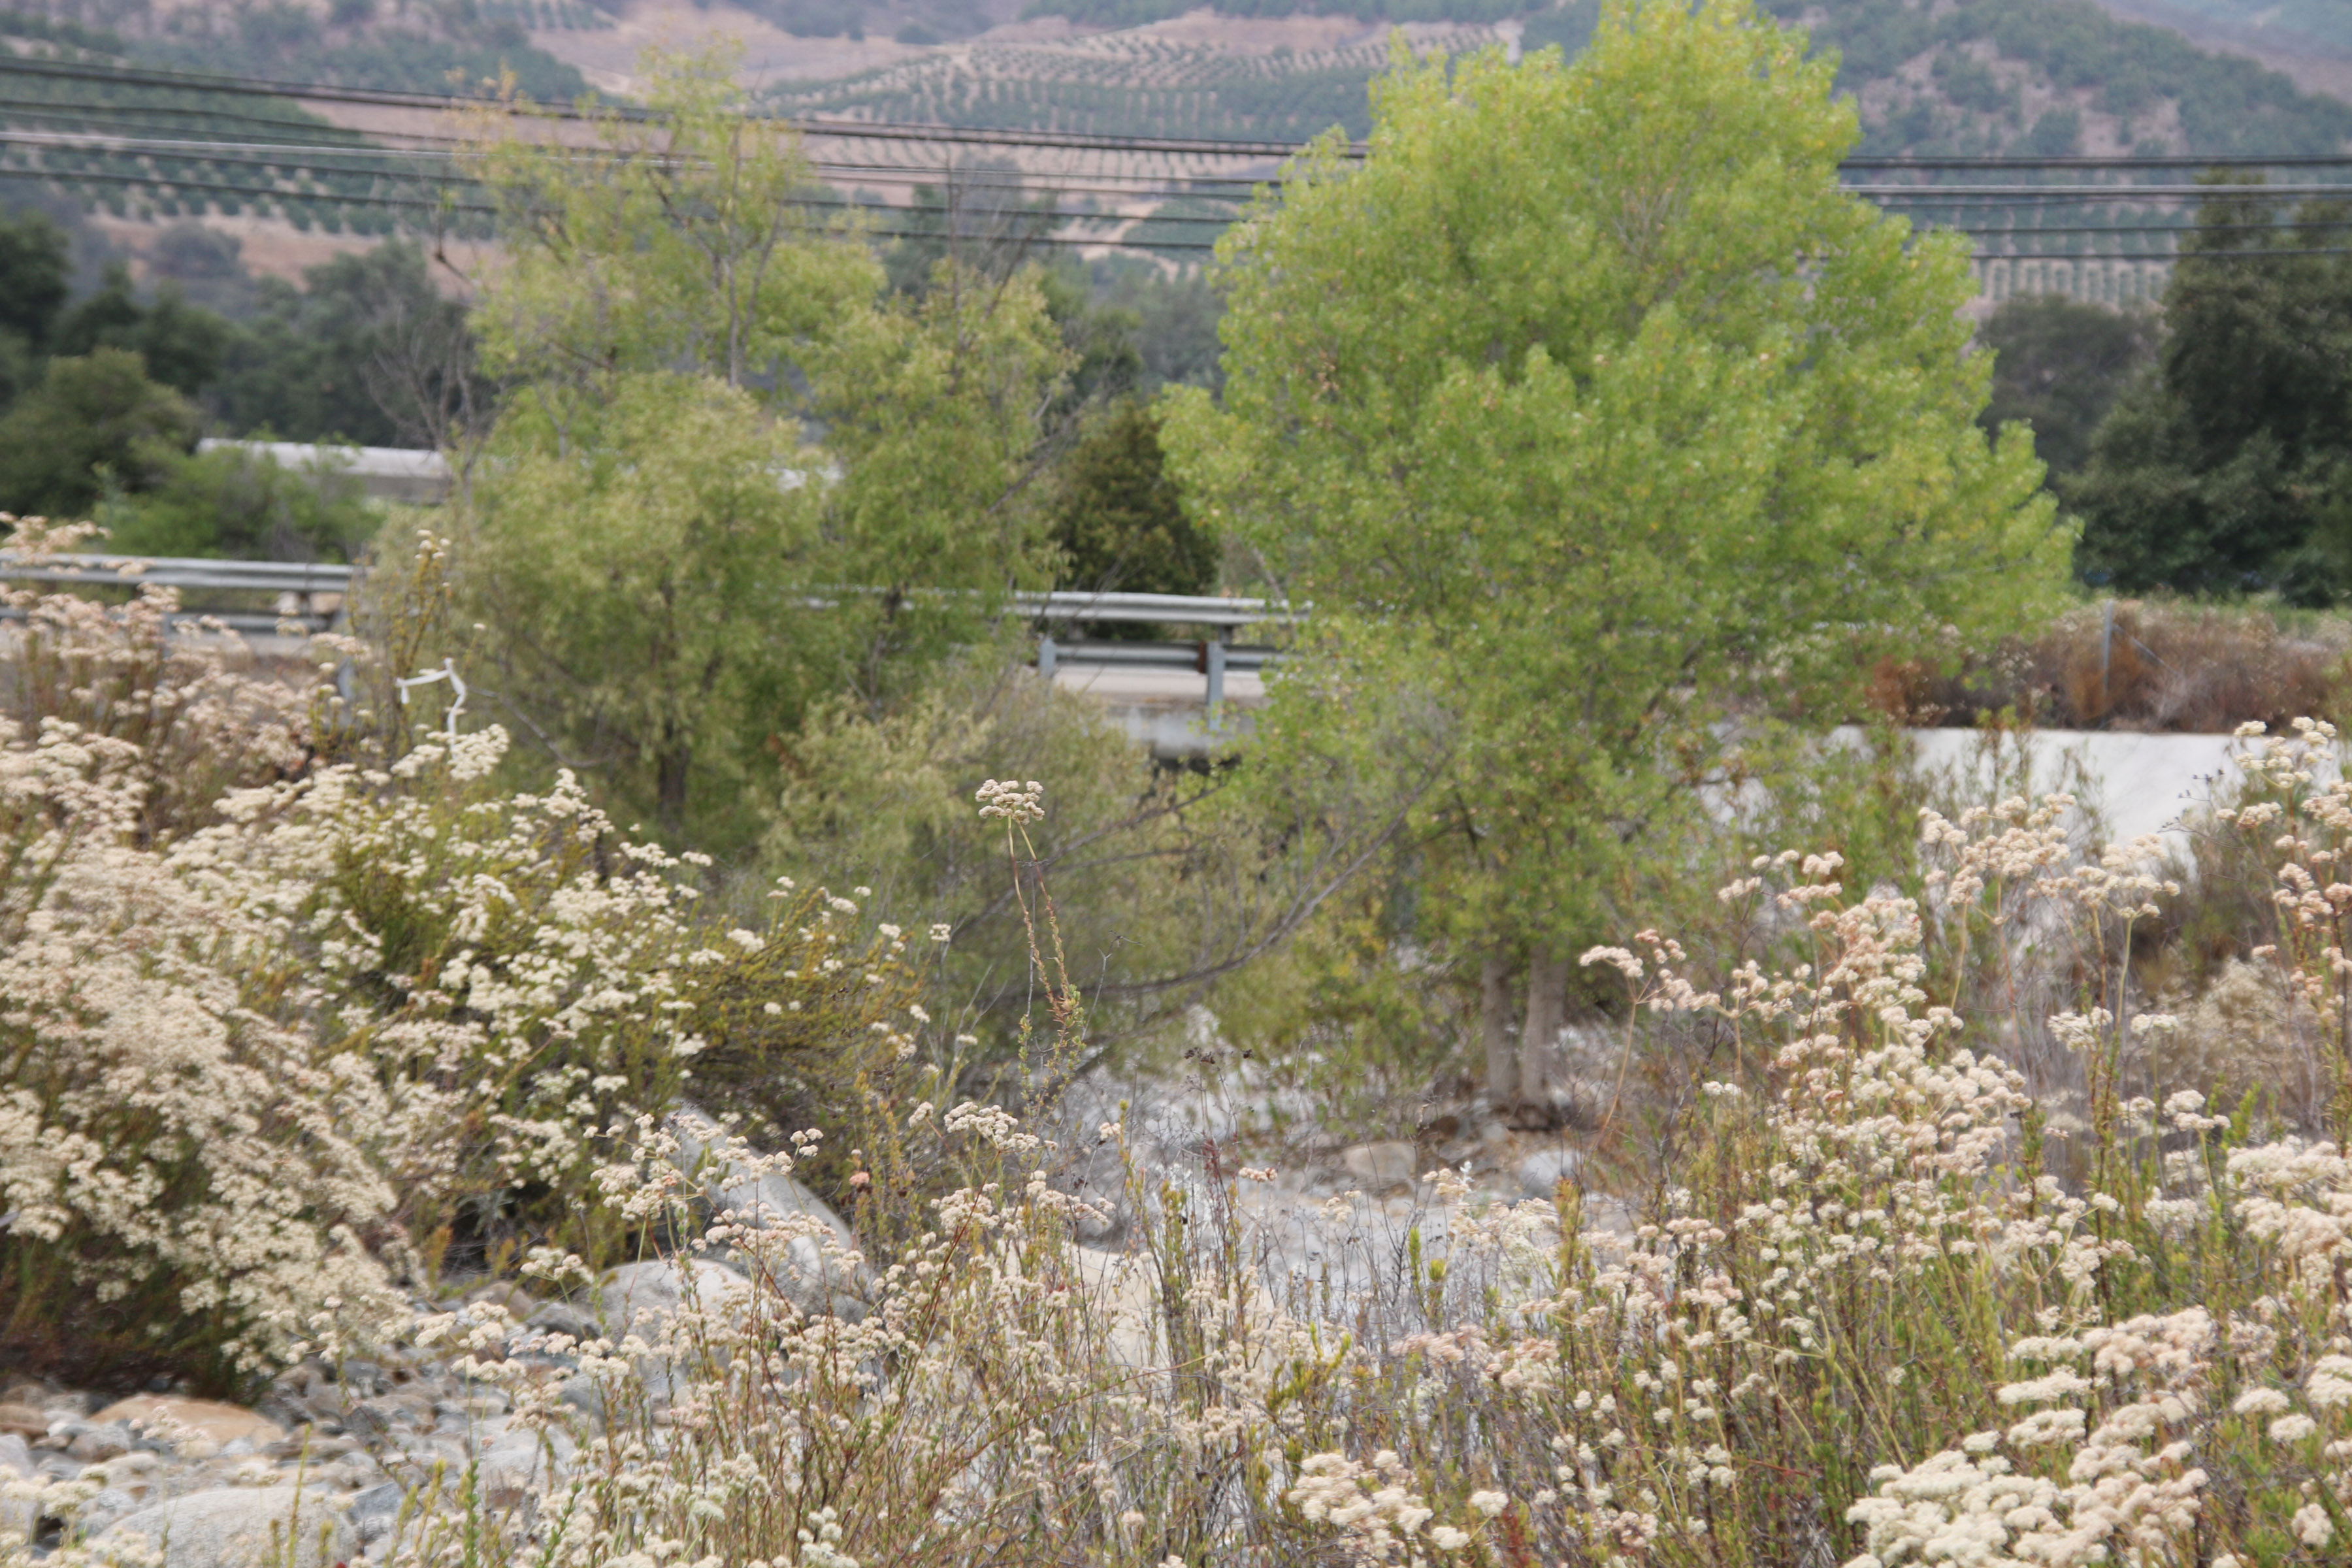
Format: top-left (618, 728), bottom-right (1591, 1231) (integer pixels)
top-left (0, 1405), bottom-right (43, 1440)
top-left (666, 1107), bottom-right (868, 1316)
top-left (0, 1435), bottom-right (33, 1545)
top-left (476, 1429), bottom-right (573, 1509)
top-left (574, 1259), bottom-right (754, 1407)
top-left (1072, 1247), bottom-right (1160, 1369)
top-left (346, 1482), bottom-right (403, 1545)
top-left (597, 1258), bottom-right (751, 1347)
top-left (1341, 1141), bottom-right (1419, 1190)
top-left (67, 1424), bottom-right (130, 1462)
top-left (464, 1281), bottom-right (536, 1320)
top-left (1515, 1147), bottom-right (1581, 1199)
top-left (95, 1487), bottom-right (352, 1568)
top-left (91, 1399), bottom-right (281, 1450)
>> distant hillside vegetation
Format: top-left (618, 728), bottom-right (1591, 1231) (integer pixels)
top-left (0, 7), bottom-right (522, 239)
top-left (883, 0), bottom-right (2350, 154)
top-left (2112, 0), bottom-right (2352, 61)
top-left (767, 28), bottom-right (1444, 140)
top-left (4, 0), bottom-right (592, 99)
top-left (1773, 0), bottom-right (2352, 155)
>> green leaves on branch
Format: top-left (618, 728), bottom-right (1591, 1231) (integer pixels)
top-left (1160, 0), bottom-right (2067, 950)
top-left (453, 45), bottom-right (1070, 847)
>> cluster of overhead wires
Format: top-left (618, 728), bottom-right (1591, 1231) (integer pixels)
top-left (1, 46), bottom-right (2349, 265)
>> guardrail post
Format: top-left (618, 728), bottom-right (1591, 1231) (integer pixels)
top-left (1205, 635), bottom-right (1227, 710)
top-left (1037, 634), bottom-right (1057, 679)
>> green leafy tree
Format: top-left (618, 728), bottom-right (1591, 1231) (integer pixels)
top-left (1978, 295), bottom-right (2157, 483)
top-left (2072, 185), bottom-right (2352, 601)
top-left (463, 376), bottom-right (817, 839)
top-left (208, 242), bottom-right (478, 448)
top-left (52, 264), bottom-right (234, 399)
top-left (0, 350), bottom-right (199, 521)
top-left (99, 444), bottom-right (379, 563)
top-left (0, 208), bottom-right (68, 353)
top-left (1160, 0), bottom-right (2065, 1103)
top-left (0, 206), bottom-right (70, 412)
top-left (459, 46), bottom-right (1066, 845)
top-left (1047, 398), bottom-right (1214, 597)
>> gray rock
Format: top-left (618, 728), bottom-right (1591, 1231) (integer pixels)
top-left (340, 1403), bottom-right (391, 1437)
top-left (521, 1299), bottom-right (594, 1341)
top-left (0, 1441), bottom-right (32, 1544)
top-left (666, 1107), bottom-right (868, 1317)
top-left (597, 1259), bottom-right (751, 1347)
top-left (1515, 1147), bottom-right (1581, 1198)
top-left (464, 1282), bottom-right (536, 1320)
top-left (75, 1486), bottom-right (148, 1536)
top-left (570, 1258), bottom-right (755, 1407)
top-left (476, 1429), bottom-right (572, 1509)
top-left (347, 1483), bottom-right (403, 1545)
top-left (96, 1487), bottom-right (353, 1568)
top-left (67, 1424), bottom-right (129, 1462)
top-left (1340, 1141), bottom-right (1419, 1189)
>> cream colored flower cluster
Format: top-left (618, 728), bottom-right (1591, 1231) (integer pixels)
top-left (0, 711), bottom-right (402, 1373)
top-left (0, 581), bottom-right (924, 1379)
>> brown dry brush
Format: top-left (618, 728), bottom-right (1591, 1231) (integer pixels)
top-left (1871, 598), bottom-right (2352, 732)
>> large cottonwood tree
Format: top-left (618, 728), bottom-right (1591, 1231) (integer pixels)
top-left (1160, 0), bottom-right (2067, 1105)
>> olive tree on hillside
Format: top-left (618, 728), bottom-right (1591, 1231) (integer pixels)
top-left (1160, 0), bottom-right (2068, 1108)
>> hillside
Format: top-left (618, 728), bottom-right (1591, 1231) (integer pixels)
top-left (755, 0), bottom-right (2352, 156)
top-left (0, 12), bottom-right (453, 240)
top-left (1776, 0), bottom-right (2352, 156)
top-left (4, 0), bottom-right (2349, 304)
top-left (2100, 0), bottom-right (2352, 71)
top-left (7, 0), bottom-right (593, 99)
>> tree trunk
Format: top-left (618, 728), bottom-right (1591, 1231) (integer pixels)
top-left (1480, 953), bottom-right (1518, 1107)
top-left (655, 732), bottom-right (691, 835)
top-left (1521, 945), bottom-right (1570, 1110)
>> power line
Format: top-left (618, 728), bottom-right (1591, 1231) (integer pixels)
top-left (0, 162), bottom-right (1226, 248)
top-left (0, 93), bottom-right (381, 144)
top-left (0, 52), bottom-right (1330, 157)
top-left (12, 50), bottom-right (2352, 176)
top-left (0, 161), bottom-right (489, 213)
top-left (25, 159), bottom-right (2352, 260)
top-left (29, 119), bottom-right (2352, 223)
top-left (11, 57), bottom-right (2352, 261)
top-left (1848, 181), bottom-right (2352, 199)
top-left (1847, 153), bottom-right (2352, 170)
top-left (1989, 247), bottom-right (2352, 259)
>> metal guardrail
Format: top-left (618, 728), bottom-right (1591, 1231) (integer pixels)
top-left (0, 553), bottom-right (356, 635)
top-left (0, 553), bottom-right (358, 593)
top-left (1013, 589), bottom-right (1299, 629)
top-left (0, 555), bottom-right (1299, 699)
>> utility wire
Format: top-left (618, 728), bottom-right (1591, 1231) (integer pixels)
top-left (22, 162), bottom-right (2352, 259)
top-left (1846, 153), bottom-right (2352, 169)
top-left (1848, 181), bottom-right (2352, 198)
top-left (14, 51), bottom-right (2352, 176)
